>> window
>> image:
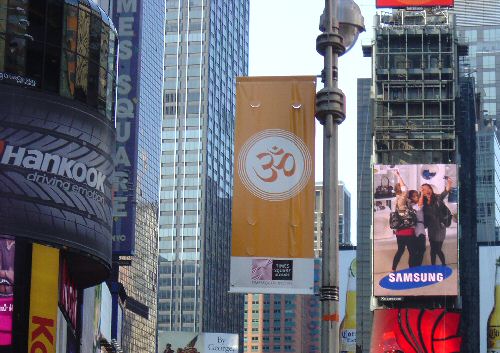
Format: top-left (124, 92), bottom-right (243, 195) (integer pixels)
top-left (484, 28), bottom-right (500, 42)
top-left (465, 29), bottom-right (477, 42)
top-left (483, 71), bottom-right (496, 84)
top-left (484, 102), bottom-right (497, 115)
top-left (484, 87), bottom-right (496, 100)
top-left (483, 56), bottom-right (495, 69)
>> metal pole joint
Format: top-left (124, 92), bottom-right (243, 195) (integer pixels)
top-left (319, 285), bottom-right (340, 301)
top-left (316, 32), bottom-right (346, 56)
top-left (316, 87), bottom-right (346, 125)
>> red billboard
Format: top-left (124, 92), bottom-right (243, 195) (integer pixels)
top-left (376, 0), bottom-right (454, 8)
top-left (371, 309), bottom-right (462, 352)
top-left (0, 236), bottom-right (14, 346)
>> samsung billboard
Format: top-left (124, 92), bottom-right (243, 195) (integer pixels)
top-left (376, 0), bottom-right (454, 8)
top-left (373, 164), bottom-right (458, 297)
top-left (0, 86), bottom-right (115, 283)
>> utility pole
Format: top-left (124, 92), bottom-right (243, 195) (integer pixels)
top-left (316, 0), bottom-right (346, 352)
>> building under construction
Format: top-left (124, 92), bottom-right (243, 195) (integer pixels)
top-left (359, 8), bottom-right (478, 352)
top-left (366, 9), bottom-right (467, 165)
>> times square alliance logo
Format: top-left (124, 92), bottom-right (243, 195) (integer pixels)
top-left (0, 140), bottom-right (106, 202)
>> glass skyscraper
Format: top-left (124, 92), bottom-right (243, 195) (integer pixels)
top-left (453, 3), bottom-right (500, 244)
top-left (93, 0), bottom-right (165, 351)
top-left (356, 77), bottom-right (373, 352)
top-left (158, 0), bottom-right (249, 335)
top-left (116, 0), bottom-right (164, 350)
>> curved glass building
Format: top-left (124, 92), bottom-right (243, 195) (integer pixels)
top-left (158, 0), bottom-right (249, 339)
top-left (0, 0), bottom-right (118, 352)
top-left (0, 0), bottom-right (117, 119)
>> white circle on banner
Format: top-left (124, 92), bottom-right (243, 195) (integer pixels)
top-left (238, 129), bottom-right (312, 201)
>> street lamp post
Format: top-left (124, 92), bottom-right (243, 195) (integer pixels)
top-left (316, 1), bottom-right (364, 352)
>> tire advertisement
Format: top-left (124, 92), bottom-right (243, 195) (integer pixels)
top-left (0, 87), bottom-right (115, 268)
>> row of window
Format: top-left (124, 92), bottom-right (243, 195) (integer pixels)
top-left (0, 0), bottom-right (117, 120)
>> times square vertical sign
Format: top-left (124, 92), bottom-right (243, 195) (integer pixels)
top-left (112, 0), bottom-right (141, 255)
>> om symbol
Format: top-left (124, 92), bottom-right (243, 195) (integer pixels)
top-left (253, 146), bottom-right (296, 183)
top-left (238, 129), bottom-right (311, 201)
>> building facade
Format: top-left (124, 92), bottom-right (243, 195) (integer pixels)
top-left (157, 0), bottom-right (249, 336)
top-left (476, 128), bottom-right (500, 241)
top-left (452, 0), bottom-right (500, 27)
top-left (356, 77), bottom-right (373, 352)
top-left (454, 22), bottom-right (500, 244)
top-left (93, 0), bottom-right (165, 351)
top-left (361, 9), bottom-right (478, 352)
top-left (0, 1), bottom-right (118, 352)
top-left (114, 0), bottom-right (164, 350)
top-left (314, 182), bottom-right (353, 257)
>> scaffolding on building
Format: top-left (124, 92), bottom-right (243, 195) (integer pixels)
top-left (367, 9), bottom-right (467, 164)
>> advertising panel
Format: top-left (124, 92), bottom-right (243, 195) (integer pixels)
top-left (111, 0), bottom-right (141, 255)
top-left (204, 333), bottom-right (238, 353)
top-left (100, 283), bottom-right (112, 343)
top-left (373, 164), bottom-right (458, 296)
top-left (339, 250), bottom-right (356, 353)
top-left (376, 0), bottom-right (454, 8)
top-left (0, 236), bottom-right (14, 346)
top-left (231, 76), bottom-right (316, 294)
top-left (28, 244), bottom-right (60, 353)
top-left (158, 332), bottom-right (203, 353)
top-left (59, 258), bottom-right (78, 329)
top-left (370, 309), bottom-right (462, 352)
top-left (158, 332), bottom-right (239, 353)
top-left (479, 246), bottom-right (500, 353)
top-left (0, 86), bottom-right (115, 272)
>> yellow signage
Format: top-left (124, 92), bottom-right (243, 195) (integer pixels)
top-left (28, 244), bottom-right (59, 353)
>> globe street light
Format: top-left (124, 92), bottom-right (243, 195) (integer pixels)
top-left (316, 0), bottom-right (364, 353)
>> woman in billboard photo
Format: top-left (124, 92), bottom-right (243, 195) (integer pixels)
top-left (410, 189), bottom-right (427, 267)
top-left (421, 177), bottom-right (453, 266)
top-left (391, 170), bottom-right (418, 271)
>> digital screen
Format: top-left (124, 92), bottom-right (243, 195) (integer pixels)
top-left (376, 0), bottom-right (454, 8)
top-left (373, 164), bottom-right (458, 296)
top-left (0, 235), bottom-right (15, 346)
top-left (479, 246), bottom-right (500, 352)
top-left (371, 309), bottom-right (462, 352)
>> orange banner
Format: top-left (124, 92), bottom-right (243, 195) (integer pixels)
top-left (28, 244), bottom-right (60, 353)
top-left (231, 76), bottom-right (315, 294)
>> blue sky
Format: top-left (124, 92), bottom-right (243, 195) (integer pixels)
top-left (249, 0), bottom-right (377, 242)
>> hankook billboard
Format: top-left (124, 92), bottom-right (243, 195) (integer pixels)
top-left (376, 0), bottom-right (454, 8)
top-left (0, 86), bottom-right (115, 279)
top-left (373, 164), bottom-right (458, 297)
